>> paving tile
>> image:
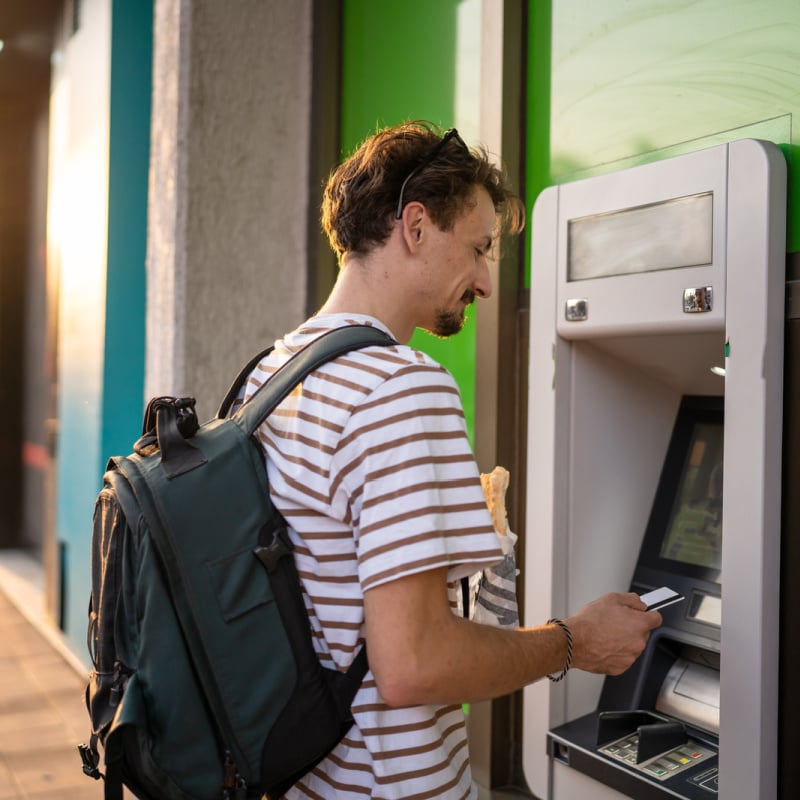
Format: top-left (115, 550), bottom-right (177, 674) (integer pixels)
top-left (27, 653), bottom-right (87, 694)
top-left (6, 744), bottom-right (94, 795)
top-left (0, 683), bottom-right (44, 715)
top-left (0, 756), bottom-right (21, 799)
top-left (0, 704), bottom-right (59, 742)
top-left (27, 787), bottom-right (105, 800)
top-left (3, 724), bottom-right (76, 756)
top-left (0, 650), bottom-right (35, 674)
top-left (3, 630), bottom-right (56, 660)
top-left (56, 691), bottom-right (94, 743)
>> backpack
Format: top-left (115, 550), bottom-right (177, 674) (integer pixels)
top-left (78, 324), bottom-right (396, 800)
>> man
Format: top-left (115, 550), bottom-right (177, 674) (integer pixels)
top-left (240, 121), bottom-right (661, 798)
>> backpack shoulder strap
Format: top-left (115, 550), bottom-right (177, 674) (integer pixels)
top-left (216, 345), bottom-right (275, 420)
top-left (232, 325), bottom-right (395, 436)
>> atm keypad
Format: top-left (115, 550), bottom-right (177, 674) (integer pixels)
top-left (599, 732), bottom-right (715, 782)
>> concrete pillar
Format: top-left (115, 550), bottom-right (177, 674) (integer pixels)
top-left (147, 0), bottom-right (313, 420)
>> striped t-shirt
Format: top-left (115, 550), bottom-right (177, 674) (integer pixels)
top-left (238, 313), bottom-right (504, 799)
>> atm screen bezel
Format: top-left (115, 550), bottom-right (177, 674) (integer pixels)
top-left (636, 395), bottom-right (724, 586)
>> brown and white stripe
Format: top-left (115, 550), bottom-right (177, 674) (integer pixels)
top-left (238, 314), bottom-right (503, 799)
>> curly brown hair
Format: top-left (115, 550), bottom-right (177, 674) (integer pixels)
top-left (321, 121), bottom-right (524, 263)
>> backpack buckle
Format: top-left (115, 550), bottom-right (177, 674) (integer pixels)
top-left (78, 742), bottom-right (102, 780)
top-left (222, 751), bottom-right (248, 799)
top-left (253, 523), bottom-right (293, 573)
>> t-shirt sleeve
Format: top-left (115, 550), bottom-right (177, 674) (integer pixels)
top-left (330, 356), bottom-right (504, 592)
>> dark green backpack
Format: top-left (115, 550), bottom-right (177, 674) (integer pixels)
top-left (79, 325), bottom-right (395, 800)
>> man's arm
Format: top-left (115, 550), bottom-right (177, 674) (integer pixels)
top-left (364, 566), bottom-right (661, 708)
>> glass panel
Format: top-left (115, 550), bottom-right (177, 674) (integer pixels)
top-left (567, 192), bottom-right (713, 281)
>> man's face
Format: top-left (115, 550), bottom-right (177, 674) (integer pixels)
top-left (418, 186), bottom-right (496, 338)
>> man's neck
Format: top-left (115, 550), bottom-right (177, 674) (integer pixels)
top-left (318, 250), bottom-right (416, 343)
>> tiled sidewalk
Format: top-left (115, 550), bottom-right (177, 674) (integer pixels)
top-left (0, 584), bottom-right (101, 799)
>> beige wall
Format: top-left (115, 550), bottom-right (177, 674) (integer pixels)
top-left (147, 0), bottom-right (314, 420)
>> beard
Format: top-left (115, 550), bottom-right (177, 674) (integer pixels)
top-left (431, 290), bottom-right (475, 338)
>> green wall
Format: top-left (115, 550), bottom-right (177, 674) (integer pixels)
top-left (341, 0), bottom-right (482, 438)
top-left (534, 0), bottom-right (799, 250)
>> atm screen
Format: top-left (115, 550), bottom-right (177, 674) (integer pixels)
top-left (639, 396), bottom-right (724, 583)
top-left (659, 421), bottom-right (723, 570)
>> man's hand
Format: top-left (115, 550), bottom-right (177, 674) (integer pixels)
top-left (566, 593), bottom-right (662, 676)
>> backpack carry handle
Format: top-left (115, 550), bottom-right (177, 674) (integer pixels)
top-left (155, 399), bottom-right (208, 478)
top-left (133, 397), bottom-right (208, 479)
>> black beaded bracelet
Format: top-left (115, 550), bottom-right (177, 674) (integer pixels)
top-left (547, 618), bottom-right (573, 682)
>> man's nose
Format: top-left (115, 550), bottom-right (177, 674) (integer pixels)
top-left (473, 259), bottom-right (492, 299)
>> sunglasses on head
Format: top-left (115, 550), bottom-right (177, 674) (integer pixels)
top-left (394, 128), bottom-right (469, 219)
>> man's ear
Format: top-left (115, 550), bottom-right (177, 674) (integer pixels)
top-left (400, 201), bottom-right (426, 251)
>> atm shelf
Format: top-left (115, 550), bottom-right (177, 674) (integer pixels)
top-left (548, 712), bottom-right (719, 800)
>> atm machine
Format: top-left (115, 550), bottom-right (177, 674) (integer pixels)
top-left (523, 139), bottom-right (786, 799)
